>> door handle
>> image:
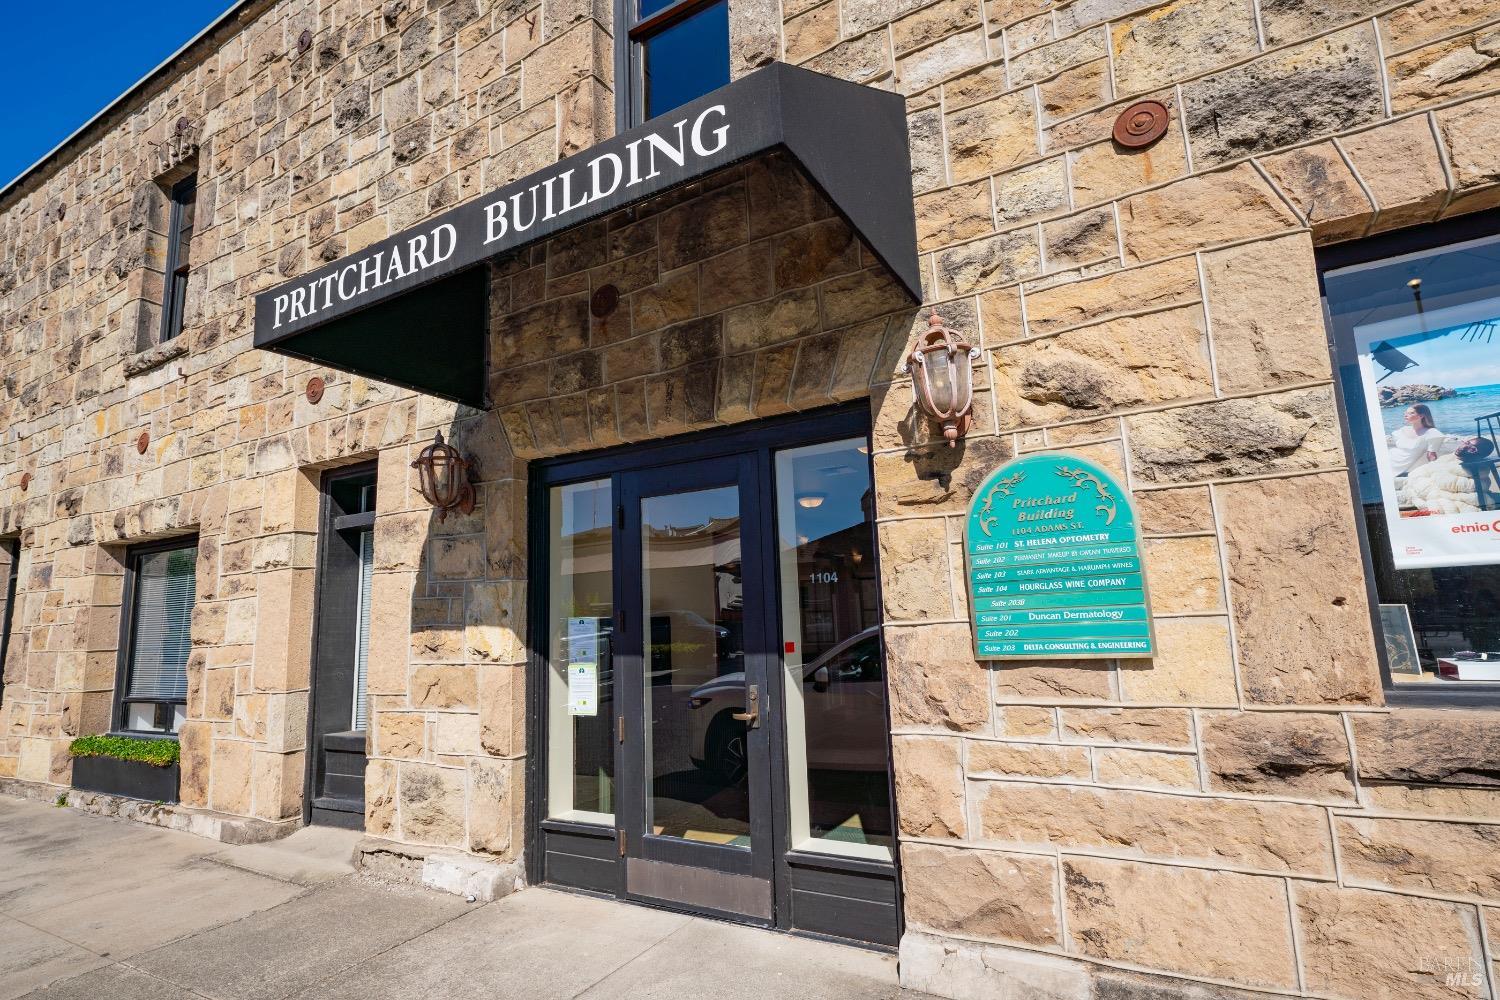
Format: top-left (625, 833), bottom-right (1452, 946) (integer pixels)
top-left (732, 684), bottom-right (760, 728)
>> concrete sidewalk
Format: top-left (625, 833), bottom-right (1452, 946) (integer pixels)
top-left (0, 797), bottom-right (917, 1000)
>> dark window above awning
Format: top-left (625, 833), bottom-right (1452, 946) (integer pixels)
top-left (253, 62), bottom-right (921, 409)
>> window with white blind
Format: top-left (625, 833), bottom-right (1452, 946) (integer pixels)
top-left (352, 529), bottom-right (373, 731)
top-left (119, 541), bottom-right (198, 734)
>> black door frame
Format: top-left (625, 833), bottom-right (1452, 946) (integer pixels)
top-left (303, 461), bottom-right (378, 827)
top-left (526, 402), bottom-right (904, 946)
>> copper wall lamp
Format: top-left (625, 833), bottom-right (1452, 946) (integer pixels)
top-left (411, 431), bottom-right (476, 520)
top-left (906, 311), bottom-right (980, 447)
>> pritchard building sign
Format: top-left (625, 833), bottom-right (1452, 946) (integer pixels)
top-left (262, 104), bottom-right (733, 336)
top-left (253, 62), bottom-right (922, 401)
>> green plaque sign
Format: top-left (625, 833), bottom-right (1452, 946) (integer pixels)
top-left (964, 452), bottom-right (1154, 660)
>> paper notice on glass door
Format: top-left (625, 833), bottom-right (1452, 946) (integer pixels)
top-left (567, 663), bottom-right (598, 716)
top-left (568, 616), bottom-right (598, 663)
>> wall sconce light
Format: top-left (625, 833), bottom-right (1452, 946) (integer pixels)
top-left (906, 310), bottom-right (980, 447)
top-left (411, 431), bottom-right (476, 520)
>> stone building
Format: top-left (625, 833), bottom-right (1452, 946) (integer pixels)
top-left (2, 0), bottom-right (1500, 995)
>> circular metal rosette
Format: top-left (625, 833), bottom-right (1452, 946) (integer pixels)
top-left (1112, 100), bottom-right (1170, 149)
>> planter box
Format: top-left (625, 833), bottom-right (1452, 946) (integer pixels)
top-left (71, 755), bottom-right (180, 804)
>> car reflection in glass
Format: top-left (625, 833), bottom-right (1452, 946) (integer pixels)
top-left (685, 626), bottom-right (885, 785)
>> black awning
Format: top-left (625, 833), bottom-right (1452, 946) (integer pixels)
top-left (252, 63), bottom-right (920, 408)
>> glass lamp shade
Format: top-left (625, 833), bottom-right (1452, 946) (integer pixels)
top-left (411, 431), bottom-right (475, 519)
top-left (907, 312), bottom-right (979, 446)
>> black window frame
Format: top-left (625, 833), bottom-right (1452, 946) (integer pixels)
top-left (1317, 206), bottom-right (1500, 708)
top-left (614, 0), bottom-right (729, 128)
top-left (0, 538), bottom-right (18, 709)
top-left (159, 174), bottom-right (197, 344)
top-left (113, 537), bottom-right (200, 736)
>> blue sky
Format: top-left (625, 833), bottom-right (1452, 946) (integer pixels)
top-left (0, 2), bottom-right (232, 190)
top-left (1374, 307), bottom-right (1500, 389)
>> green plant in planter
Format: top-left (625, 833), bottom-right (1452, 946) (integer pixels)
top-left (68, 734), bottom-right (180, 768)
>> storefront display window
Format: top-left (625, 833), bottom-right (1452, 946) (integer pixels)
top-left (1324, 216), bottom-right (1500, 686)
top-left (774, 438), bottom-right (892, 859)
top-left (547, 480), bottom-right (616, 822)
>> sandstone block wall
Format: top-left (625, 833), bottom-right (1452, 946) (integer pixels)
top-left (484, 152), bottom-right (914, 458)
top-left (806, 0), bottom-right (1500, 995)
top-left (2, 0), bottom-right (1500, 996)
top-left (0, 0), bottom-right (625, 851)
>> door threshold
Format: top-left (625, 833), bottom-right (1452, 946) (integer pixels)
top-left (309, 801), bottom-right (365, 830)
top-left (625, 855), bottom-right (771, 921)
top-left (538, 880), bottom-right (897, 954)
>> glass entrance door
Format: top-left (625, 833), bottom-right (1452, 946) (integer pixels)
top-left (534, 406), bottom-right (900, 945)
top-left (617, 454), bottom-right (776, 920)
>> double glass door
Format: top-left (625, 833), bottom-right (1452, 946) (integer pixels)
top-left (539, 409), bottom-right (898, 942)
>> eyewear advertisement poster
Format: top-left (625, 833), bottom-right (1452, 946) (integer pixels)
top-left (1355, 303), bottom-right (1500, 569)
